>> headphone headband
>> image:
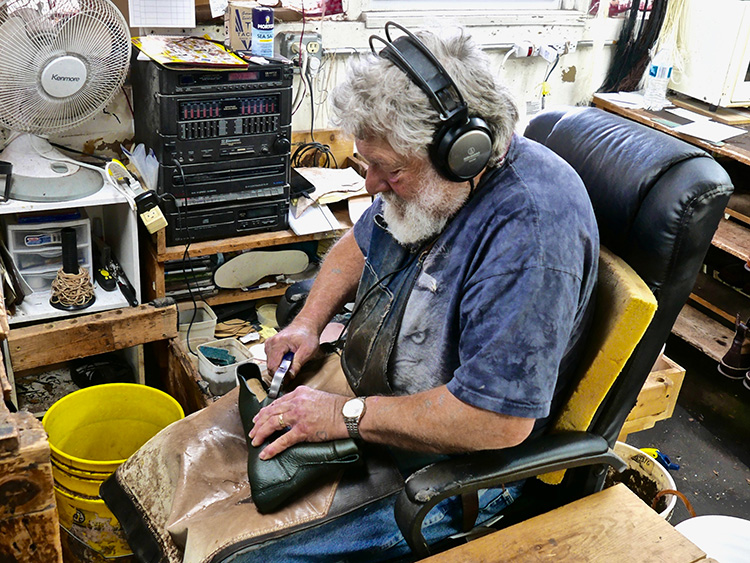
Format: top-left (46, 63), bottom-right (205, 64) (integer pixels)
top-left (369, 22), bottom-right (466, 122)
top-left (368, 22), bottom-right (493, 182)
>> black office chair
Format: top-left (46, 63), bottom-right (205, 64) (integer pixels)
top-left (394, 107), bottom-right (734, 558)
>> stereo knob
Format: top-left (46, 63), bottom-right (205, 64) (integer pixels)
top-left (273, 136), bottom-right (291, 154)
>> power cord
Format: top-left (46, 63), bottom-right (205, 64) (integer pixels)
top-left (540, 52), bottom-right (560, 110)
top-left (290, 46), bottom-right (337, 169)
top-left (170, 159), bottom-right (208, 356)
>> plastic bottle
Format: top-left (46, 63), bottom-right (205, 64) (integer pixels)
top-left (644, 47), bottom-right (673, 111)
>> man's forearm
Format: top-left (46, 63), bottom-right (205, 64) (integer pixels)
top-left (359, 386), bottom-right (535, 453)
top-left (293, 229), bottom-right (364, 336)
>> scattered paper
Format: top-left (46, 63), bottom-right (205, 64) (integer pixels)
top-left (288, 203), bottom-right (341, 235)
top-left (131, 36), bottom-right (248, 68)
top-left (292, 167), bottom-right (367, 217)
top-left (209, 0), bottom-right (229, 18)
top-left (666, 108), bottom-right (710, 122)
top-left (129, 0), bottom-right (196, 28)
top-left (673, 120), bottom-right (746, 144)
top-left (595, 92), bottom-right (646, 109)
top-left (348, 194), bottom-right (373, 224)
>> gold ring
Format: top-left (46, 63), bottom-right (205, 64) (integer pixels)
top-left (278, 414), bottom-right (285, 429)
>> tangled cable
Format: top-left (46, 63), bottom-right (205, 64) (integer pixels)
top-left (291, 141), bottom-right (338, 168)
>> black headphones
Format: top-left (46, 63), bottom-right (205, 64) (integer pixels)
top-left (369, 22), bottom-right (494, 182)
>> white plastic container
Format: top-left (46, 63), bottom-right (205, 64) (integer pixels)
top-left (612, 441), bottom-right (677, 519)
top-left (177, 301), bottom-right (217, 343)
top-left (197, 338), bottom-right (254, 396)
top-left (6, 214), bottom-right (93, 292)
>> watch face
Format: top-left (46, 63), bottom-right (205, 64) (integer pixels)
top-left (343, 398), bottom-right (364, 418)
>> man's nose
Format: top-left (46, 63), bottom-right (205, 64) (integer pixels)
top-left (365, 168), bottom-right (389, 195)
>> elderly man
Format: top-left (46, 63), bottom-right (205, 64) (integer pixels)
top-left (234, 23), bottom-right (599, 562)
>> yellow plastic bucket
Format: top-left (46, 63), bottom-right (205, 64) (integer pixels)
top-left (55, 482), bottom-right (131, 557)
top-left (43, 383), bottom-right (184, 557)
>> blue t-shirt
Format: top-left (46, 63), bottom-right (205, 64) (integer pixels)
top-left (353, 134), bottom-right (599, 432)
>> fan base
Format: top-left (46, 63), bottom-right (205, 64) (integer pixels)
top-left (0, 134), bottom-right (104, 202)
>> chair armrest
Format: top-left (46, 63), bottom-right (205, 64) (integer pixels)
top-left (394, 431), bottom-right (627, 558)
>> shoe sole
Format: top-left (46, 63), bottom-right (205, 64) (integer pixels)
top-left (213, 250), bottom-right (310, 289)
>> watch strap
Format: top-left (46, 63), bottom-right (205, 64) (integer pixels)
top-left (345, 417), bottom-right (361, 439)
top-left (344, 397), bottom-right (366, 439)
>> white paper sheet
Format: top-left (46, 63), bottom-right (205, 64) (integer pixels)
top-left (673, 120), bottom-right (747, 144)
top-left (666, 108), bottom-right (710, 122)
top-left (129, 0), bottom-right (196, 28)
top-left (209, 0), bottom-right (229, 18)
top-left (292, 167), bottom-right (367, 217)
top-left (595, 92), bottom-right (646, 109)
top-left (288, 203), bottom-right (341, 235)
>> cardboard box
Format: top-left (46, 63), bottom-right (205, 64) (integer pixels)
top-left (225, 1), bottom-right (303, 52)
top-left (225, 1), bottom-right (260, 52)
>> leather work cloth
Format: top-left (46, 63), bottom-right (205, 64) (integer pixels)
top-left (100, 355), bottom-right (403, 563)
top-left (341, 213), bottom-right (431, 396)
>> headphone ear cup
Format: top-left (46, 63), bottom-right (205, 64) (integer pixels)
top-left (431, 117), bottom-right (493, 182)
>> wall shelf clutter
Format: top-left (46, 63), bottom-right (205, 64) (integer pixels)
top-left (0, 181), bottom-right (140, 325)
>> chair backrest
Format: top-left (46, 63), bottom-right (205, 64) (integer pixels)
top-left (539, 246), bottom-right (656, 485)
top-left (525, 107), bottom-right (733, 445)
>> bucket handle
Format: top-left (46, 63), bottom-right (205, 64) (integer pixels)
top-left (652, 488), bottom-right (697, 517)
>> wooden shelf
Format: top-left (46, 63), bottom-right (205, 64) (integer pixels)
top-left (712, 217), bottom-right (750, 261)
top-left (203, 284), bottom-right (288, 307)
top-left (153, 221), bottom-right (350, 262)
top-left (689, 270), bottom-right (750, 325)
top-left (7, 303), bottom-right (177, 372)
top-left (145, 203), bottom-right (353, 303)
top-left (726, 191), bottom-right (750, 226)
top-left (672, 303), bottom-right (734, 363)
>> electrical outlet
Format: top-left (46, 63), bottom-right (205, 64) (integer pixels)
top-left (278, 31), bottom-right (323, 67)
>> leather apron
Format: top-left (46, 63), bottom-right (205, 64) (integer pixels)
top-left (341, 213), bottom-right (431, 396)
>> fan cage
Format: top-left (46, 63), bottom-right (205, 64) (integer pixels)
top-left (0, 0), bottom-right (131, 134)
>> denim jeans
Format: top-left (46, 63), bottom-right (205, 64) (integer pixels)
top-left (222, 481), bottom-right (524, 562)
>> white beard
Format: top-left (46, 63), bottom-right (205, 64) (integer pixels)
top-left (381, 168), bottom-right (471, 246)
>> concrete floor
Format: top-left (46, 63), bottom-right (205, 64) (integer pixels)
top-left (627, 335), bottom-right (750, 525)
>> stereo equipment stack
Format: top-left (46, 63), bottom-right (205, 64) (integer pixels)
top-left (130, 57), bottom-right (293, 245)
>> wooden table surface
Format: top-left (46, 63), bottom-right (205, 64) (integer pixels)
top-left (423, 483), bottom-right (713, 563)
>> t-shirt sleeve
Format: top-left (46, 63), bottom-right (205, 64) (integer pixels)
top-left (446, 265), bottom-right (581, 419)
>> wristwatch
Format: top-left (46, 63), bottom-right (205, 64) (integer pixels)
top-left (342, 397), bottom-right (367, 439)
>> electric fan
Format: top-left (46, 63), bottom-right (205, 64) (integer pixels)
top-left (0, 0), bottom-right (130, 202)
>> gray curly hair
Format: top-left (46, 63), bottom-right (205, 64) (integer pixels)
top-left (330, 27), bottom-right (518, 168)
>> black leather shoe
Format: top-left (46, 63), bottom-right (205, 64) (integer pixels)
top-left (237, 363), bottom-right (361, 513)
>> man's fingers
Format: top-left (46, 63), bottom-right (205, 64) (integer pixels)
top-left (259, 428), bottom-right (303, 460)
top-left (251, 414), bottom-right (282, 445)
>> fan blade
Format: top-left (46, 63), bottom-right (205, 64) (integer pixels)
top-left (0, 16), bottom-right (41, 75)
top-left (54, 11), bottom-right (113, 60)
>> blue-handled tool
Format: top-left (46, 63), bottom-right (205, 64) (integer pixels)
top-left (267, 352), bottom-right (294, 400)
top-left (641, 447), bottom-right (680, 471)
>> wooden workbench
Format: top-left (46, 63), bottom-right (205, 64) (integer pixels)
top-left (424, 483), bottom-right (711, 563)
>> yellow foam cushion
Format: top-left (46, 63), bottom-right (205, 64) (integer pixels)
top-left (539, 247), bottom-right (657, 485)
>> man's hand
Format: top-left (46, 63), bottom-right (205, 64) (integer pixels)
top-left (264, 319), bottom-right (320, 376)
top-left (249, 386), bottom-right (349, 460)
